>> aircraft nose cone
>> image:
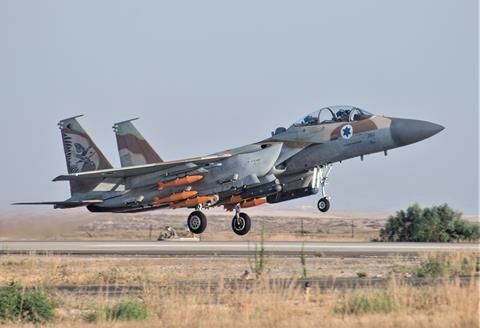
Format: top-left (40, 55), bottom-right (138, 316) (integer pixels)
top-left (391, 118), bottom-right (444, 146)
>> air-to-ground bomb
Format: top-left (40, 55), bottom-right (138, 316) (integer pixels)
top-left (217, 195), bottom-right (244, 206)
top-left (217, 180), bottom-right (282, 206)
top-left (153, 191), bottom-right (198, 206)
top-left (158, 175), bottom-right (204, 190)
top-left (241, 197), bottom-right (267, 208)
top-left (171, 196), bottom-right (216, 209)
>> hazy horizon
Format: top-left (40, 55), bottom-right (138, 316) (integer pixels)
top-left (1, 0), bottom-right (478, 215)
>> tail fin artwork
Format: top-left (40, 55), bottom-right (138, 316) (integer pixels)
top-left (59, 115), bottom-right (113, 194)
top-left (113, 118), bottom-right (163, 167)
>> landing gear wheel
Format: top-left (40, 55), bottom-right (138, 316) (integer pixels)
top-left (232, 212), bottom-right (251, 236)
top-left (187, 211), bottom-right (207, 234)
top-left (317, 198), bottom-right (330, 212)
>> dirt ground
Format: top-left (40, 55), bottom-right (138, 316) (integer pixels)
top-left (0, 207), bottom-right (388, 241)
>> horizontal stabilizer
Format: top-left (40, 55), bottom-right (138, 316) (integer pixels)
top-left (53, 154), bottom-right (231, 181)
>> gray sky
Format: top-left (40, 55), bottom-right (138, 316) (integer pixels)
top-left (0, 0), bottom-right (478, 215)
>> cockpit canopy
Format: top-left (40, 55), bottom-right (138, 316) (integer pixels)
top-left (291, 106), bottom-right (373, 128)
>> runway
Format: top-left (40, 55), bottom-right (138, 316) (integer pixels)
top-left (1, 241), bottom-right (478, 257)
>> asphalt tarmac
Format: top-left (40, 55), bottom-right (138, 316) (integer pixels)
top-left (0, 241), bottom-right (478, 257)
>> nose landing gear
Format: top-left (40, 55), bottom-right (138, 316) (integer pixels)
top-left (315, 164), bottom-right (333, 213)
top-left (317, 198), bottom-right (330, 212)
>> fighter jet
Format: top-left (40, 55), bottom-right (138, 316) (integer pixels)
top-left (14, 106), bottom-right (444, 236)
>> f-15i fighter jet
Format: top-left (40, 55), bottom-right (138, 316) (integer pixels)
top-left (14, 106), bottom-right (444, 236)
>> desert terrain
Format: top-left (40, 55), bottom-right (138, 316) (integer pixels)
top-left (0, 206), bottom-right (391, 241)
top-left (0, 207), bottom-right (478, 327)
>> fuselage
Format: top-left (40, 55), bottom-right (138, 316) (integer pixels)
top-left (87, 106), bottom-right (444, 212)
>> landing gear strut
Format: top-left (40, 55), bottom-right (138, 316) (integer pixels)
top-left (315, 164), bottom-right (333, 213)
top-left (231, 205), bottom-right (251, 235)
top-left (187, 210), bottom-right (207, 234)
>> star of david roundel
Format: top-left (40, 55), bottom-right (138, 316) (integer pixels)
top-left (341, 124), bottom-right (353, 140)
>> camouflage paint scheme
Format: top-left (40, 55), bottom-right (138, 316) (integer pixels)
top-left (15, 106), bottom-right (444, 232)
top-left (58, 116), bottom-right (114, 195)
top-left (113, 118), bottom-right (163, 167)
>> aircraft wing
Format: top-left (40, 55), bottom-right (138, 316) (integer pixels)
top-left (12, 200), bottom-right (103, 209)
top-left (53, 154), bottom-right (231, 181)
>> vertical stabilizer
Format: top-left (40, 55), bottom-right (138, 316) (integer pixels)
top-left (58, 115), bottom-right (113, 194)
top-left (113, 118), bottom-right (163, 167)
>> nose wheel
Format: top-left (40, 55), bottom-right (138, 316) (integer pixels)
top-left (315, 164), bottom-right (333, 213)
top-left (317, 198), bottom-right (330, 212)
top-left (187, 210), bottom-right (207, 234)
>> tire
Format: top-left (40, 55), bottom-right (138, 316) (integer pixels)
top-left (232, 212), bottom-right (251, 236)
top-left (317, 198), bottom-right (330, 212)
top-left (187, 211), bottom-right (207, 234)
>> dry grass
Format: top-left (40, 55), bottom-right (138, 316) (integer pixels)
top-left (0, 251), bottom-right (478, 327)
top-left (0, 278), bottom-right (478, 328)
top-left (142, 279), bottom-right (479, 328)
top-left (0, 253), bottom-right (423, 286)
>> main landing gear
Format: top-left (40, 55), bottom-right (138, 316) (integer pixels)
top-left (187, 205), bottom-right (252, 236)
top-left (315, 164), bottom-right (333, 213)
top-left (231, 205), bottom-right (251, 236)
top-left (187, 210), bottom-right (207, 234)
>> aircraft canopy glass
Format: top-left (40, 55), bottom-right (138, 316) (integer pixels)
top-left (291, 106), bottom-right (373, 127)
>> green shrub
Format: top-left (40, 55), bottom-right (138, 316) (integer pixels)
top-left (0, 282), bottom-right (55, 323)
top-left (416, 257), bottom-right (446, 278)
top-left (336, 292), bottom-right (395, 315)
top-left (379, 203), bottom-right (480, 242)
top-left (453, 219), bottom-right (480, 241)
top-left (416, 253), bottom-right (477, 278)
top-left (107, 299), bottom-right (148, 321)
top-left (83, 310), bottom-right (103, 323)
top-left (85, 299), bottom-right (148, 322)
